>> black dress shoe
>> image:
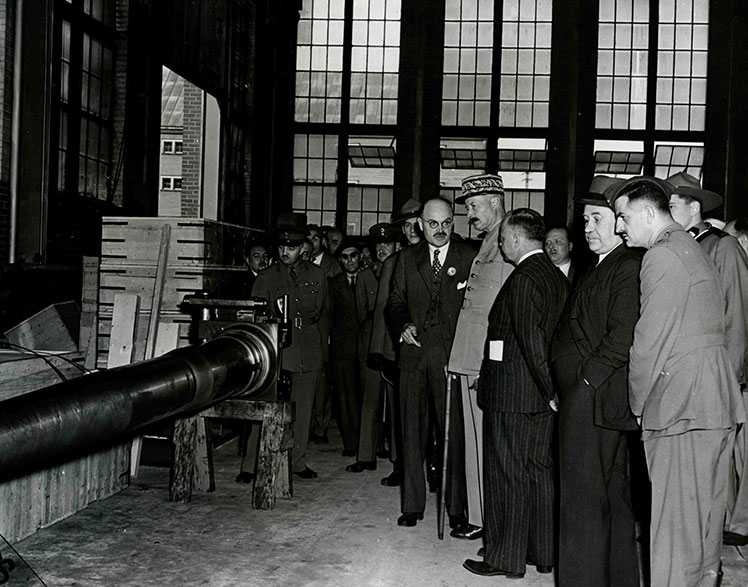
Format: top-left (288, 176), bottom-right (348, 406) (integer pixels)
top-left (463, 559), bottom-right (524, 578)
top-left (376, 448), bottom-right (390, 459)
top-left (536, 565), bottom-right (553, 574)
top-left (293, 467), bottom-right (318, 479)
top-left (477, 547), bottom-right (485, 557)
top-left (309, 434), bottom-right (329, 444)
top-left (723, 530), bottom-right (748, 546)
top-left (380, 471), bottom-right (401, 486)
top-left (397, 512), bottom-right (424, 527)
top-left (449, 515), bottom-right (468, 530)
top-left (345, 460), bottom-right (376, 472)
top-left (341, 448), bottom-right (356, 457)
top-left (450, 524), bottom-right (483, 540)
top-left (235, 472), bottom-right (255, 484)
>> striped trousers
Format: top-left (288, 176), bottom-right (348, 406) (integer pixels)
top-left (483, 410), bottom-right (555, 574)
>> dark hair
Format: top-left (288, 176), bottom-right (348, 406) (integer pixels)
top-left (306, 224), bottom-right (322, 235)
top-left (617, 179), bottom-right (670, 214)
top-left (504, 208), bottom-right (545, 243)
top-left (545, 225), bottom-right (571, 242)
top-left (245, 240), bottom-right (268, 255)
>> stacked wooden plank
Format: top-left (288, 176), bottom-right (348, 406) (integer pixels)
top-left (96, 217), bottom-right (255, 368)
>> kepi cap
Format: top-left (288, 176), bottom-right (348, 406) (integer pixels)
top-left (456, 174), bottom-right (505, 205)
top-left (666, 171), bottom-right (722, 213)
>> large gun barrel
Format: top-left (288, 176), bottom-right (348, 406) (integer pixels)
top-left (0, 322), bottom-right (280, 478)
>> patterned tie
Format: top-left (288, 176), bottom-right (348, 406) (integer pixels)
top-left (432, 248), bottom-right (442, 275)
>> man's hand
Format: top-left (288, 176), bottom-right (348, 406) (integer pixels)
top-left (401, 323), bottom-right (421, 347)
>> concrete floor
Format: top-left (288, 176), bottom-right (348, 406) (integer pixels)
top-left (5, 425), bottom-right (748, 586)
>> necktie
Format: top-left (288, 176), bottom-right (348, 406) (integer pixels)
top-left (432, 248), bottom-right (442, 275)
top-left (289, 266), bottom-right (298, 283)
top-left (350, 275), bottom-right (356, 291)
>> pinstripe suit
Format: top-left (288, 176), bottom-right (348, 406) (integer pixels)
top-left (478, 251), bottom-right (570, 574)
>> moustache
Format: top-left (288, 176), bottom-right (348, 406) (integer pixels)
top-left (434, 232), bottom-right (446, 238)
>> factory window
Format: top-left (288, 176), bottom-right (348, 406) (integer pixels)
top-left (292, 134), bottom-right (339, 227)
top-left (350, 0), bottom-right (401, 124)
top-left (499, 0), bottom-right (552, 128)
top-left (443, 0), bottom-right (494, 127)
top-left (52, 0), bottom-right (116, 202)
top-left (161, 177), bottom-right (183, 191)
top-left (594, 0), bottom-right (708, 179)
top-left (162, 140), bottom-right (183, 155)
top-left (346, 135), bottom-right (394, 235)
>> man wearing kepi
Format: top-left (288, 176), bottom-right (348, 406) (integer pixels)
top-left (251, 213), bottom-right (329, 480)
top-left (552, 176), bottom-right (640, 587)
top-left (447, 174), bottom-right (513, 541)
top-left (612, 177), bottom-right (746, 587)
top-left (464, 208), bottom-right (569, 579)
top-left (388, 197), bottom-right (474, 528)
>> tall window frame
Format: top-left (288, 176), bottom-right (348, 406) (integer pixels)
top-left (51, 0), bottom-right (116, 203)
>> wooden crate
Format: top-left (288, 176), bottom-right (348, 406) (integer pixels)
top-left (3, 301), bottom-right (80, 352)
top-left (98, 264), bottom-right (246, 313)
top-left (101, 217), bottom-right (255, 267)
top-left (0, 351), bottom-right (85, 402)
top-left (0, 354), bottom-right (129, 544)
top-left (96, 309), bottom-right (192, 369)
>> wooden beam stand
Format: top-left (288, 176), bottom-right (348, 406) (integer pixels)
top-left (169, 400), bottom-right (293, 510)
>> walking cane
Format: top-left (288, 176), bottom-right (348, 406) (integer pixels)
top-left (438, 372), bottom-right (453, 540)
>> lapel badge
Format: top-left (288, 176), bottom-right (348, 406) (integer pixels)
top-left (447, 266), bottom-right (456, 277)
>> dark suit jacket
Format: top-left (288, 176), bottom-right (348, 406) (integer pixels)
top-left (479, 252), bottom-right (570, 413)
top-left (369, 253), bottom-right (398, 362)
top-left (329, 273), bottom-right (360, 362)
top-left (387, 240), bottom-right (475, 370)
top-left (552, 245), bottom-right (642, 430)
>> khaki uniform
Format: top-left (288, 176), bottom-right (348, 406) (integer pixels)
top-left (447, 223), bottom-right (513, 525)
top-left (252, 260), bottom-right (329, 472)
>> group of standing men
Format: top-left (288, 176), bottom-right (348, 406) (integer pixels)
top-left (242, 167), bottom-right (748, 586)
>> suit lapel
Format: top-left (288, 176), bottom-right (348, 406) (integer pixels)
top-left (416, 242), bottom-right (433, 288)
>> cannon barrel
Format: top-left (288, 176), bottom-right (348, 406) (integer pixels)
top-left (0, 322), bottom-right (279, 478)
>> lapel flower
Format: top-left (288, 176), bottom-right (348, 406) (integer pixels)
top-left (447, 266), bottom-right (456, 277)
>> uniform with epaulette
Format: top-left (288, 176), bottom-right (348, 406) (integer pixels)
top-left (667, 172), bottom-right (748, 549)
top-left (250, 216), bottom-right (329, 479)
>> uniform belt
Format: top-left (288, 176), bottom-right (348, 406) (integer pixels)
top-left (671, 333), bottom-right (726, 353)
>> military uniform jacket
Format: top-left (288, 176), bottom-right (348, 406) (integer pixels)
top-left (448, 222), bottom-right (514, 376)
top-left (551, 244), bottom-right (641, 430)
top-left (629, 224), bottom-right (747, 439)
top-left (368, 253), bottom-right (398, 362)
top-left (388, 240), bottom-right (475, 371)
top-left (694, 224), bottom-right (748, 384)
top-left (251, 260), bottom-right (329, 373)
top-left (356, 265), bottom-right (379, 364)
top-left (478, 252), bottom-right (570, 413)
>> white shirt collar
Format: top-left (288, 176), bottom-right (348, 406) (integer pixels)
top-left (556, 259), bottom-right (572, 276)
top-left (596, 241), bottom-right (622, 266)
top-left (518, 248), bottom-right (544, 265)
top-left (312, 251), bottom-right (323, 266)
top-left (428, 241), bottom-right (450, 261)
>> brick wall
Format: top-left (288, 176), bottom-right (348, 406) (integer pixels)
top-left (181, 81), bottom-right (203, 218)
